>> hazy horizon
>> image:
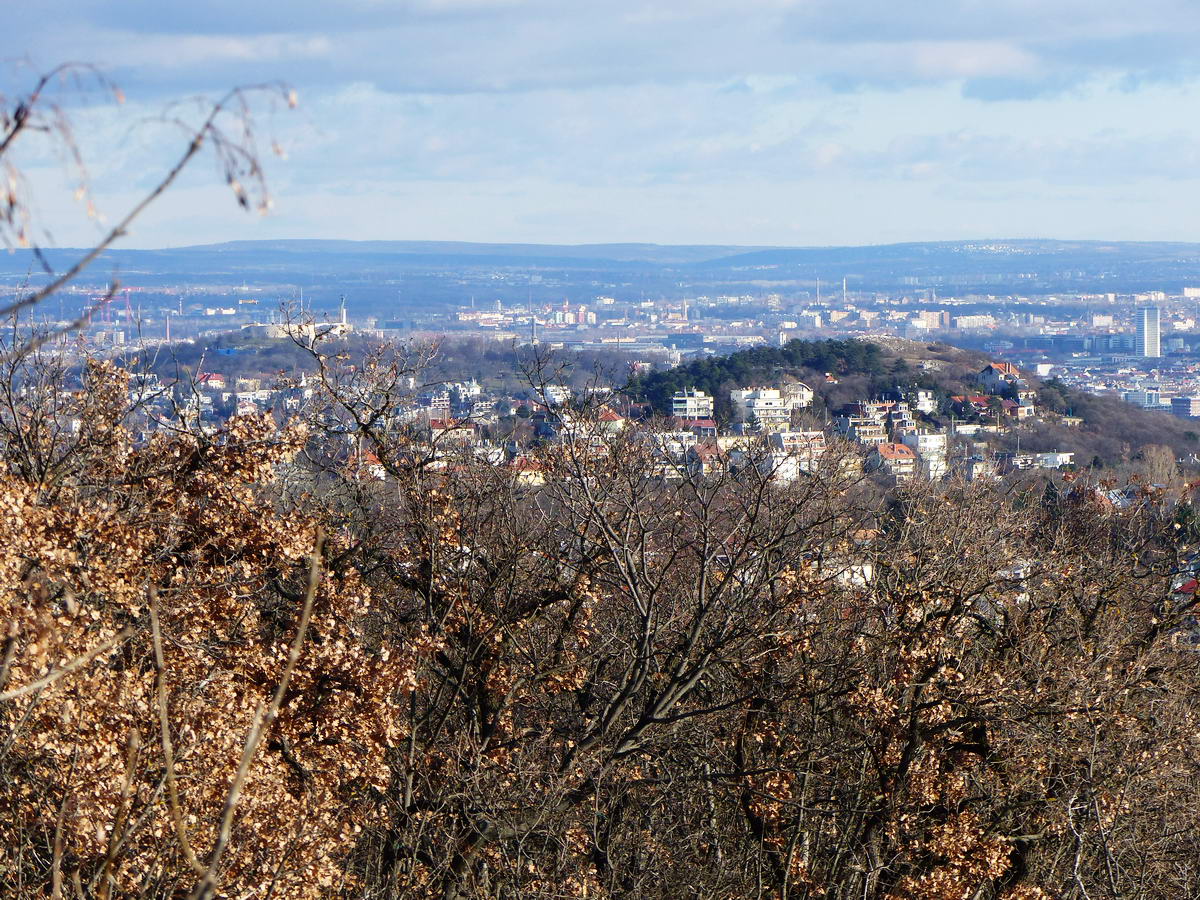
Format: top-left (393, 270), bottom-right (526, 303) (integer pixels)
top-left (26, 236), bottom-right (1200, 255)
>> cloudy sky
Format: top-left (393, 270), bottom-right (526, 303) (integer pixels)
top-left (8, 0), bottom-right (1200, 248)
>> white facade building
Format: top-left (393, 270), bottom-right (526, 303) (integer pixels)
top-left (1136, 306), bottom-right (1161, 358)
top-left (730, 387), bottom-right (790, 431)
top-left (901, 431), bottom-right (948, 479)
top-left (908, 390), bottom-right (937, 415)
top-left (767, 431), bottom-right (827, 474)
top-left (730, 384), bottom-right (814, 432)
top-left (543, 384), bottom-right (572, 406)
top-left (796, 311), bottom-right (822, 330)
top-left (672, 389), bottom-right (714, 420)
top-left (780, 381), bottom-right (815, 409)
top-left (1034, 451), bottom-right (1075, 469)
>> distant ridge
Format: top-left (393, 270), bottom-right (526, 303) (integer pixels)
top-left (6, 238), bottom-right (1200, 297)
top-left (171, 239), bottom-right (782, 265)
top-left (696, 239), bottom-right (1200, 268)
top-left (8, 237), bottom-right (1200, 270)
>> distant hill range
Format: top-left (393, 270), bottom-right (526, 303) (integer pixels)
top-left (174, 240), bottom-right (767, 265)
top-left (0, 239), bottom-right (771, 280)
top-left (6, 238), bottom-right (1200, 299)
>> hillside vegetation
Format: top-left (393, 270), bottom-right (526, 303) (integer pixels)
top-left (631, 338), bottom-right (1200, 468)
top-left (4, 339), bottom-right (1200, 899)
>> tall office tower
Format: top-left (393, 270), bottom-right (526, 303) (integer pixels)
top-left (1136, 306), bottom-right (1161, 358)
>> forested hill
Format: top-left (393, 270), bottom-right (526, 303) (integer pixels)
top-left (627, 338), bottom-right (983, 420)
top-left (628, 338), bottom-right (1200, 469)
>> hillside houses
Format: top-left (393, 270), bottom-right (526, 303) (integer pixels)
top-left (995, 451), bottom-right (1075, 473)
top-left (834, 415), bottom-right (888, 446)
top-left (671, 388), bottom-right (714, 419)
top-left (686, 441), bottom-right (726, 477)
top-left (951, 395), bottom-right (994, 417)
top-left (901, 431), bottom-right (948, 479)
top-left (104, 344), bottom-right (1090, 495)
top-left (760, 430), bottom-right (828, 482)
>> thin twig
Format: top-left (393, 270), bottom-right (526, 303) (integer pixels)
top-left (0, 64), bottom-right (77, 159)
top-left (50, 756), bottom-right (76, 900)
top-left (0, 622), bottom-right (18, 694)
top-left (0, 84), bottom-right (265, 323)
top-left (149, 596), bottom-right (205, 876)
top-left (95, 727), bottom-right (142, 900)
top-left (0, 626), bottom-right (133, 702)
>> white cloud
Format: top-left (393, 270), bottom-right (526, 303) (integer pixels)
top-left (119, 34), bottom-right (333, 68)
top-left (9, 1), bottom-right (1200, 246)
top-left (11, 0), bottom-right (1200, 98)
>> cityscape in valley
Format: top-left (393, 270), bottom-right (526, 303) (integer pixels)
top-left (7, 239), bottom-right (1200, 489)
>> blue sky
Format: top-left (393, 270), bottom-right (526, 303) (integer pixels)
top-left (8, 0), bottom-right (1200, 248)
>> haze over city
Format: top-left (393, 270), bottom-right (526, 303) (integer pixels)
top-left (9, 0), bottom-right (1200, 249)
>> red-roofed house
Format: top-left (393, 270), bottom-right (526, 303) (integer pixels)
top-left (508, 456), bottom-right (546, 486)
top-left (980, 362), bottom-right (1022, 392)
top-left (430, 419), bottom-right (478, 443)
top-left (596, 405), bottom-right (627, 434)
top-left (346, 450), bottom-right (386, 481)
top-left (1000, 398), bottom-right (1036, 419)
top-left (686, 441), bottom-right (726, 477)
top-left (672, 417), bottom-right (718, 438)
top-left (867, 442), bottom-right (918, 481)
top-left (951, 395), bottom-right (994, 417)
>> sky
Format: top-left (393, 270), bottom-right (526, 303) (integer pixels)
top-left (7, 0), bottom-right (1200, 249)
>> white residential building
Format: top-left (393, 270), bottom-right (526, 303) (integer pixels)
top-left (543, 384), bottom-right (572, 406)
top-left (901, 431), bottom-right (948, 479)
top-left (671, 389), bottom-right (714, 420)
top-left (1035, 451), bottom-right (1075, 469)
top-left (640, 430), bottom-right (698, 459)
top-left (960, 456), bottom-right (998, 481)
top-left (780, 381), bottom-right (815, 409)
top-left (952, 314), bottom-right (996, 329)
top-left (731, 387), bottom-right (790, 431)
top-left (767, 430), bottom-right (827, 474)
top-left (908, 389), bottom-right (937, 414)
top-left (868, 443), bottom-right (919, 482)
top-left (835, 415), bottom-right (888, 446)
top-left (979, 363), bottom-right (1022, 392)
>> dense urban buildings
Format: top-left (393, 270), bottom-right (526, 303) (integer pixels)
top-left (25, 273), bottom-right (1200, 427)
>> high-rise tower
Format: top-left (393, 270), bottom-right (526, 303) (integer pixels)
top-left (1136, 306), bottom-right (1161, 358)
